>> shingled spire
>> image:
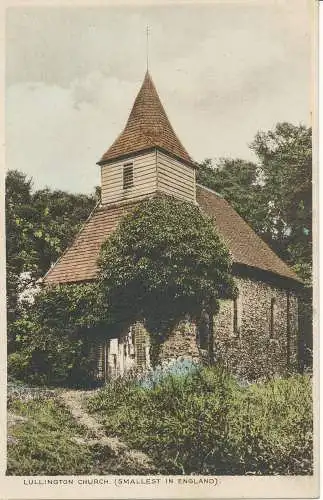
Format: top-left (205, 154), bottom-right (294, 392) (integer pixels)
top-left (98, 71), bottom-right (194, 166)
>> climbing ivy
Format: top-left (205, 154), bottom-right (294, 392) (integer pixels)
top-left (98, 195), bottom-right (236, 340)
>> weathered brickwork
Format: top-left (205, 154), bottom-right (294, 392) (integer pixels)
top-left (213, 277), bottom-right (299, 380)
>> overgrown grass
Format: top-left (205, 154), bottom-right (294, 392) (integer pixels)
top-left (87, 366), bottom-right (313, 475)
top-left (7, 369), bottom-right (313, 476)
top-left (7, 395), bottom-right (95, 475)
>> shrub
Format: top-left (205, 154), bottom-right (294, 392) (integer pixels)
top-left (87, 368), bottom-right (312, 475)
top-left (9, 283), bottom-right (110, 387)
top-left (88, 366), bottom-right (241, 474)
top-left (228, 375), bottom-right (313, 474)
top-left (7, 352), bottom-right (33, 384)
top-left (137, 358), bottom-right (199, 389)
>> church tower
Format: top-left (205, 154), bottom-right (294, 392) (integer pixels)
top-left (97, 71), bottom-right (197, 205)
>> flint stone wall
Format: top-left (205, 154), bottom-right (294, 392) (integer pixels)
top-left (158, 318), bottom-right (200, 365)
top-left (95, 277), bottom-right (300, 381)
top-left (157, 277), bottom-right (299, 379)
top-left (213, 276), bottom-right (299, 380)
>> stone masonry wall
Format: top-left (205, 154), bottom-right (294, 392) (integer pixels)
top-left (158, 318), bottom-right (200, 365)
top-left (94, 278), bottom-right (299, 381)
top-left (213, 276), bottom-right (299, 380)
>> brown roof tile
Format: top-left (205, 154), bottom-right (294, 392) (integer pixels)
top-left (98, 71), bottom-right (193, 166)
top-left (44, 202), bottom-right (138, 284)
top-left (44, 187), bottom-right (301, 285)
top-left (197, 184), bottom-right (301, 282)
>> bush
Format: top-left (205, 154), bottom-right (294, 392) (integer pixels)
top-left (9, 283), bottom-right (110, 387)
top-left (7, 352), bottom-right (34, 384)
top-left (137, 358), bottom-right (199, 389)
top-left (228, 375), bottom-right (313, 474)
top-left (87, 368), bottom-right (312, 475)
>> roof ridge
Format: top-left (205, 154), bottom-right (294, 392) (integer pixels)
top-left (196, 183), bottom-right (224, 198)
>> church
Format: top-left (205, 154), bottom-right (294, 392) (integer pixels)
top-left (44, 71), bottom-right (303, 381)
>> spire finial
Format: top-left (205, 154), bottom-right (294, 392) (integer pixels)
top-left (146, 25), bottom-right (150, 72)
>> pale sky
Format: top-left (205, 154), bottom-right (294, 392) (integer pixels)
top-left (6, 1), bottom-right (312, 194)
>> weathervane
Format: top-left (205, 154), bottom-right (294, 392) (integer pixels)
top-left (146, 25), bottom-right (150, 71)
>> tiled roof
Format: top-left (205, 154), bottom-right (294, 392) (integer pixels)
top-left (44, 202), bottom-right (138, 284)
top-left (44, 187), bottom-right (301, 285)
top-left (98, 71), bottom-right (193, 166)
top-left (197, 184), bottom-right (301, 283)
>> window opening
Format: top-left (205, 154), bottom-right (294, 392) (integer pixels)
top-left (123, 163), bottom-right (134, 189)
top-left (233, 296), bottom-right (241, 337)
top-left (270, 298), bottom-right (276, 338)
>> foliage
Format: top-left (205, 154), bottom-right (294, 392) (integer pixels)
top-left (7, 378), bottom-right (55, 406)
top-left (137, 358), bottom-right (199, 389)
top-left (197, 158), bottom-right (267, 235)
top-left (6, 171), bottom-right (36, 327)
top-left (5, 170), bottom-right (98, 338)
top-left (197, 123), bottom-right (312, 282)
top-left (251, 122), bottom-right (312, 283)
top-left (228, 374), bottom-right (313, 474)
top-left (98, 196), bottom-right (236, 338)
top-left (87, 368), bottom-right (312, 475)
top-left (8, 283), bottom-right (109, 386)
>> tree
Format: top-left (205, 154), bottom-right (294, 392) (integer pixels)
top-left (5, 170), bottom-right (98, 336)
top-left (98, 196), bottom-right (236, 340)
top-left (197, 123), bottom-right (312, 282)
top-left (197, 158), bottom-right (267, 235)
top-left (251, 122), bottom-right (312, 282)
top-left (6, 171), bottom-right (38, 325)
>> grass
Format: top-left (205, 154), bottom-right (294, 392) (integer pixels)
top-left (7, 368), bottom-right (313, 476)
top-left (87, 366), bottom-right (313, 475)
top-left (7, 385), bottom-right (152, 476)
top-left (7, 396), bottom-right (95, 475)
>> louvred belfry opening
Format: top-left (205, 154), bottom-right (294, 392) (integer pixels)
top-left (98, 71), bottom-right (194, 166)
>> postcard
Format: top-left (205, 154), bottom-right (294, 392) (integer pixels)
top-left (0, 0), bottom-right (319, 498)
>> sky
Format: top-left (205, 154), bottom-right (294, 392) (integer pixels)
top-left (6, 0), bottom-right (312, 194)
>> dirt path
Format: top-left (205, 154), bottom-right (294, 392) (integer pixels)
top-left (59, 390), bottom-right (155, 474)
